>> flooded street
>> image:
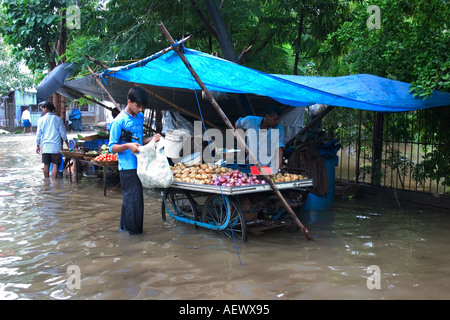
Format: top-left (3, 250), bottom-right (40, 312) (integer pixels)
top-left (1, 133), bottom-right (449, 300)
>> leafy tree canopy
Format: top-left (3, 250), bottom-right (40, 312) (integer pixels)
top-left (321, 0), bottom-right (449, 98)
top-left (0, 0), bottom-right (68, 75)
top-left (1, 0), bottom-right (448, 98)
top-left (0, 38), bottom-right (34, 95)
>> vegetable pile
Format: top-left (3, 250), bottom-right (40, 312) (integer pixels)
top-left (171, 163), bottom-right (224, 185)
top-left (93, 153), bottom-right (118, 162)
top-left (170, 163), bottom-right (307, 186)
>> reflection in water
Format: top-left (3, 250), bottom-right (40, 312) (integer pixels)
top-left (0, 133), bottom-right (449, 300)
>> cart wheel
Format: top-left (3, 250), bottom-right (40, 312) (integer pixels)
top-left (164, 188), bottom-right (198, 221)
top-left (202, 195), bottom-right (247, 243)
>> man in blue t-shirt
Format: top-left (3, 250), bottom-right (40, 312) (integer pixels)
top-left (235, 105), bottom-right (285, 172)
top-left (109, 86), bottom-right (161, 235)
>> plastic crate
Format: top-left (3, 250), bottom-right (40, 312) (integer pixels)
top-left (83, 139), bottom-right (108, 151)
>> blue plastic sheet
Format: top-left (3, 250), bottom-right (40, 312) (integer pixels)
top-left (102, 48), bottom-right (450, 112)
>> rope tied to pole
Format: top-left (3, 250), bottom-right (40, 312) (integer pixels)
top-left (171, 39), bottom-right (186, 53)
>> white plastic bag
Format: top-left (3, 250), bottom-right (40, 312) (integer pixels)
top-left (136, 137), bottom-right (173, 188)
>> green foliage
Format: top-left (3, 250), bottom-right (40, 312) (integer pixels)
top-left (2, 0), bottom-right (447, 94)
top-left (321, 0), bottom-right (449, 98)
top-left (0, 38), bottom-right (34, 94)
top-left (1, 0), bottom-right (356, 77)
top-left (0, 0), bottom-right (66, 72)
top-left (320, 0), bottom-right (449, 192)
top-left (412, 106), bottom-right (450, 188)
top-left (0, 0), bottom-right (102, 82)
top-left (413, 148), bottom-right (450, 189)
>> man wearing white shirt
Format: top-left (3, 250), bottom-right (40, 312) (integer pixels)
top-left (36, 101), bottom-right (69, 179)
top-left (21, 106), bottom-right (32, 134)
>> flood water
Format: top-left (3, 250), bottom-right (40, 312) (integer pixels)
top-left (1, 133), bottom-right (449, 300)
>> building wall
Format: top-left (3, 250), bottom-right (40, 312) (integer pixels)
top-left (4, 89), bottom-right (107, 129)
top-left (14, 90), bottom-right (39, 126)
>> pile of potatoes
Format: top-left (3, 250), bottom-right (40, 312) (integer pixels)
top-left (270, 173), bottom-right (306, 183)
top-left (171, 163), bottom-right (232, 185)
top-left (171, 163), bottom-right (307, 185)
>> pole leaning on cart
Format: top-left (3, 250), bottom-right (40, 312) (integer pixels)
top-left (157, 22), bottom-right (313, 241)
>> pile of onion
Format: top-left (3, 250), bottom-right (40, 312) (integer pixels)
top-left (210, 170), bottom-right (266, 187)
top-left (171, 163), bottom-right (307, 186)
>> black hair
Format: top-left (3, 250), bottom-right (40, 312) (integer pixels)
top-left (263, 105), bottom-right (282, 117)
top-left (42, 101), bottom-right (55, 112)
top-left (127, 86), bottom-right (148, 107)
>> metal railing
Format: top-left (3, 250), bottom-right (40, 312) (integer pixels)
top-left (322, 107), bottom-right (449, 195)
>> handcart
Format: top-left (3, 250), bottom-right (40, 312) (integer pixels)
top-left (161, 177), bottom-right (313, 243)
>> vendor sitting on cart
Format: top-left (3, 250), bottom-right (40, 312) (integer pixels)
top-left (235, 105), bottom-right (285, 172)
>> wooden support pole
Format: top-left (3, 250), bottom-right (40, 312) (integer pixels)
top-left (100, 35), bottom-right (193, 76)
top-left (288, 105), bottom-right (336, 147)
top-left (61, 86), bottom-right (114, 111)
top-left (158, 22), bottom-right (312, 241)
top-left (139, 86), bottom-right (224, 133)
top-left (86, 65), bottom-right (122, 111)
top-left (83, 54), bottom-right (220, 131)
top-left (84, 55), bottom-right (109, 70)
top-left (298, 105), bottom-right (335, 136)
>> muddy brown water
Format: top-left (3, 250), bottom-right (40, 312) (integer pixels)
top-left (0, 133), bottom-right (449, 300)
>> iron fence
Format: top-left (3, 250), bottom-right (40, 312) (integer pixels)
top-left (322, 106), bottom-right (449, 195)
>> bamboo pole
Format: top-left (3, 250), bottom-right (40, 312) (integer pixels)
top-left (84, 55), bottom-right (109, 70)
top-left (298, 106), bottom-right (335, 137)
top-left (61, 86), bottom-right (114, 111)
top-left (287, 105), bottom-right (336, 147)
top-left (86, 65), bottom-right (122, 111)
top-left (139, 86), bottom-right (224, 133)
top-left (102, 35), bottom-right (193, 76)
top-left (158, 22), bottom-right (312, 241)
top-left (84, 53), bottom-right (223, 132)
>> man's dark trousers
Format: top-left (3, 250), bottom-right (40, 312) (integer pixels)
top-left (119, 169), bottom-right (144, 234)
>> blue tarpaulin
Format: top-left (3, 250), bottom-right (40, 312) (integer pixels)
top-left (102, 48), bottom-right (450, 113)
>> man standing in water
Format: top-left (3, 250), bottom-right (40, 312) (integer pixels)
top-left (36, 101), bottom-right (69, 179)
top-left (21, 106), bottom-right (33, 134)
top-left (108, 86), bottom-right (161, 235)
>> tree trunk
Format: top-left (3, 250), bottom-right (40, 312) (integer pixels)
top-left (203, 0), bottom-right (255, 116)
top-left (52, 8), bottom-right (68, 121)
top-left (293, 0), bottom-right (306, 75)
top-left (203, 0), bottom-right (237, 63)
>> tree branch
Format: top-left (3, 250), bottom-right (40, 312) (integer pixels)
top-left (189, 0), bottom-right (219, 41)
